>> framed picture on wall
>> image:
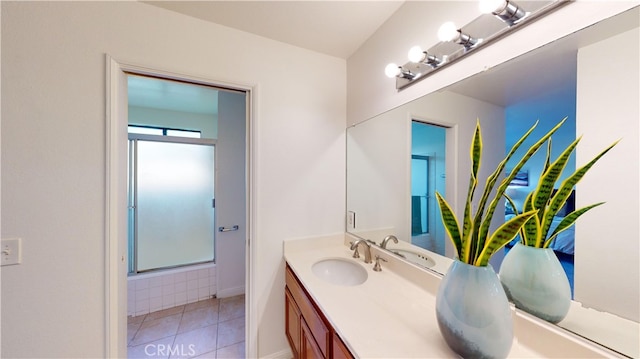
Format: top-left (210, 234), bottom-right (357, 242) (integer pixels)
top-left (508, 169), bottom-right (529, 186)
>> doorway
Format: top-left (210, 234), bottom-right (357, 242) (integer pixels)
top-left (106, 57), bottom-right (253, 358)
top-left (411, 120), bottom-right (446, 256)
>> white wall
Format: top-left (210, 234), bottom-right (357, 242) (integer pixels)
top-left (575, 27), bottom-right (639, 322)
top-left (1, 2), bottom-right (345, 357)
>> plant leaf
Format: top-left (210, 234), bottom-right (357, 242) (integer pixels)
top-left (475, 210), bottom-right (537, 266)
top-left (544, 203), bottom-right (604, 248)
top-left (540, 140), bottom-right (619, 240)
top-left (477, 118), bottom-right (567, 254)
top-left (534, 136), bottom-right (581, 225)
top-left (435, 192), bottom-right (463, 261)
top-left (464, 121), bottom-right (482, 262)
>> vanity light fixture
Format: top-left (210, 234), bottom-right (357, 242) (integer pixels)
top-left (408, 46), bottom-right (444, 67)
top-left (479, 0), bottom-right (528, 26)
top-left (385, 63), bottom-right (417, 80)
top-left (386, 0), bottom-right (570, 91)
top-left (438, 21), bottom-right (481, 49)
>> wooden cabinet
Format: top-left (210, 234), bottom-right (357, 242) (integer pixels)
top-left (285, 264), bottom-right (354, 359)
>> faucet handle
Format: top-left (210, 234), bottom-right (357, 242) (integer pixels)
top-left (373, 255), bottom-right (388, 272)
top-left (349, 242), bottom-right (360, 259)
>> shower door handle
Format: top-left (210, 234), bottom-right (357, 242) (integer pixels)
top-left (218, 225), bottom-right (239, 232)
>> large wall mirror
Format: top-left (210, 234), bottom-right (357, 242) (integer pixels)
top-left (347, 7), bottom-right (639, 358)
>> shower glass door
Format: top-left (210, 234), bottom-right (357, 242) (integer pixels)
top-left (130, 138), bottom-right (215, 273)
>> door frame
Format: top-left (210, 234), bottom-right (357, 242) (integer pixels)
top-left (106, 55), bottom-right (256, 358)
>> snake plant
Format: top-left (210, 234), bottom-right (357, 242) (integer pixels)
top-left (435, 118), bottom-right (567, 267)
top-left (504, 130), bottom-right (618, 249)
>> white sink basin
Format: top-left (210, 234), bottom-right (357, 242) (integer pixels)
top-left (389, 249), bottom-right (436, 268)
top-left (311, 258), bottom-right (368, 286)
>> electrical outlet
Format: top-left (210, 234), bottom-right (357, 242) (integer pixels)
top-left (347, 211), bottom-right (356, 230)
top-left (1, 238), bottom-right (22, 266)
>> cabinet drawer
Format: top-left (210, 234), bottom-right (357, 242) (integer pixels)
top-left (286, 266), bottom-right (330, 357)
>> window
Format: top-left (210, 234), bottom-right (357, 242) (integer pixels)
top-left (128, 125), bottom-right (201, 138)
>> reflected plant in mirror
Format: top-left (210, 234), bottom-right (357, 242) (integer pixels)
top-left (499, 123), bottom-right (619, 323)
top-left (434, 119), bottom-right (558, 267)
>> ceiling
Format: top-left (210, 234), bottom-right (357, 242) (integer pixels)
top-left (142, 1), bottom-right (405, 59)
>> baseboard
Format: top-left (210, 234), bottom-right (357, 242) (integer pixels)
top-left (260, 348), bottom-right (293, 359)
top-left (216, 285), bottom-right (245, 298)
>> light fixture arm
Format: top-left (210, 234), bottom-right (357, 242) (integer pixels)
top-left (456, 31), bottom-right (480, 49)
top-left (493, 0), bottom-right (528, 25)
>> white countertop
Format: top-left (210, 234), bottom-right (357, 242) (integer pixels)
top-left (284, 234), bottom-right (623, 358)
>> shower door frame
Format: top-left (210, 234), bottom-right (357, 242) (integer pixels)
top-left (128, 134), bottom-right (217, 274)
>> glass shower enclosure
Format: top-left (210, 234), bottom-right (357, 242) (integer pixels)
top-left (128, 135), bottom-right (215, 273)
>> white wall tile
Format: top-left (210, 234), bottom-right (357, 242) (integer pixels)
top-left (149, 297), bottom-right (162, 312)
top-left (198, 287), bottom-right (210, 300)
top-left (175, 292), bottom-right (187, 306)
top-left (187, 279), bottom-right (198, 291)
top-left (135, 279), bottom-right (149, 290)
top-left (149, 276), bottom-right (163, 288)
top-left (174, 272), bottom-right (186, 283)
top-left (175, 281), bottom-right (187, 293)
top-left (186, 270), bottom-right (198, 281)
top-left (136, 288), bottom-right (149, 300)
top-left (198, 278), bottom-right (209, 289)
top-left (150, 286), bottom-right (162, 298)
top-left (161, 274), bottom-right (174, 285)
top-left (162, 294), bottom-right (175, 309)
top-left (187, 289), bottom-right (199, 303)
top-left (197, 269), bottom-right (208, 279)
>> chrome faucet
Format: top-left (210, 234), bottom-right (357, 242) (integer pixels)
top-left (350, 239), bottom-right (372, 264)
top-left (380, 235), bottom-right (398, 249)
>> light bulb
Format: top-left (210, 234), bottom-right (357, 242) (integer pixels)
top-left (479, 0), bottom-right (507, 14)
top-left (438, 22), bottom-right (459, 42)
top-left (385, 63), bottom-right (401, 78)
top-left (408, 46), bottom-right (426, 63)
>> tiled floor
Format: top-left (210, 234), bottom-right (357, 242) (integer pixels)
top-left (127, 295), bottom-right (245, 358)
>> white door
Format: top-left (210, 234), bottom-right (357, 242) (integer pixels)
top-left (215, 90), bottom-right (247, 297)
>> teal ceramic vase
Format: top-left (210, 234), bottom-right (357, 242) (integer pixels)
top-left (499, 242), bottom-right (571, 324)
top-left (436, 260), bottom-right (513, 359)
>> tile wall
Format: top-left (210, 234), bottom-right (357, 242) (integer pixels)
top-left (127, 263), bottom-right (216, 317)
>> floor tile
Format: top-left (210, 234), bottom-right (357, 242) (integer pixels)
top-left (178, 306), bottom-right (219, 334)
top-left (131, 313), bottom-right (182, 347)
top-left (145, 305), bottom-right (185, 322)
top-left (129, 314), bottom-right (147, 325)
top-left (217, 317), bottom-right (244, 349)
top-left (218, 296), bottom-right (244, 322)
top-left (171, 325), bottom-right (218, 358)
top-left (128, 321), bottom-right (143, 345)
top-left (128, 336), bottom-right (174, 359)
top-left (184, 297), bottom-right (218, 313)
top-left (128, 297), bottom-right (245, 359)
top-left (215, 342), bottom-right (245, 359)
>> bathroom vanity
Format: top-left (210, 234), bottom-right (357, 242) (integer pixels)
top-left (284, 234), bottom-right (624, 358)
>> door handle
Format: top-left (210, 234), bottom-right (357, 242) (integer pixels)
top-left (218, 225), bottom-right (239, 232)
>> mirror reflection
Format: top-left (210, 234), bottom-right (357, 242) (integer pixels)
top-left (347, 7), bottom-right (639, 358)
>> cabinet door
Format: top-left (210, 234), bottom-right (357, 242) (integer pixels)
top-left (301, 318), bottom-right (325, 359)
top-left (285, 288), bottom-right (301, 359)
top-left (332, 333), bottom-right (354, 359)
